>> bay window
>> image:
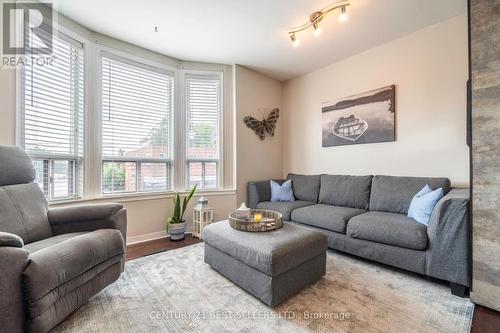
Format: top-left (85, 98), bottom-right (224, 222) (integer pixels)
top-left (19, 27), bottom-right (228, 202)
top-left (101, 55), bottom-right (174, 194)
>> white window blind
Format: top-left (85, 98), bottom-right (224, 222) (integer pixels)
top-left (186, 74), bottom-right (221, 189)
top-left (101, 55), bottom-right (174, 194)
top-left (23, 30), bottom-right (84, 201)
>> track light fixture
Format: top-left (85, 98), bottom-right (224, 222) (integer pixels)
top-left (338, 6), bottom-right (348, 23)
top-left (288, 0), bottom-right (350, 46)
top-left (290, 33), bottom-right (300, 47)
top-left (313, 25), bottom-right (322, 37)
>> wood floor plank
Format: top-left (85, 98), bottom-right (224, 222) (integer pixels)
top-left (471, 304), bottom-right (500, 333)
top-left (126, 235), bottom-right (201, 261)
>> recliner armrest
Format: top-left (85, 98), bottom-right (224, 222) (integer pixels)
top-left (425, 188), bottom-right (470, 286)
top-left (0, 246), bottom-right (30, 333)
top-left (0, 231), bottom-right (24, 248)
top-left (247, 179), bottom-right (285, 208)
top-left (48, 203), bottom-right (123, 224)
top-left (48, 203), bottom-right (127, 244)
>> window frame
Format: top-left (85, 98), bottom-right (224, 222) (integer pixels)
top-left (17, 28), bottom-right (85, 202)
top-left (183, 71), bottom-right (224, 190)
top-left (99, 52), bottom-right (176, 196)
top-left (17, 25), bottom-right (230, 204)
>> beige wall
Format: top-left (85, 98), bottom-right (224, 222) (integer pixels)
top-left (49, 192), bottom-right (236, 244)
top-left (282, 15), bottom-right (470, 187)
top-left (234, 65), bottom-right (283, 205)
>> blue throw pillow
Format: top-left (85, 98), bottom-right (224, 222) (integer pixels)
top-left (407, 184), bottom-right (444, 225)
top-left (270, 180), bottom-right (295, 202)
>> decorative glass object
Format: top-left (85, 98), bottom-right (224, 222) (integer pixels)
top-left (228, 209), bottom-right (283, 232)
top-left (192, 197), bottom-right (214, 239)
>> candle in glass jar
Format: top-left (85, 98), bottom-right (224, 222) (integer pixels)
top-left (254, 213), bottom-right (263, 222)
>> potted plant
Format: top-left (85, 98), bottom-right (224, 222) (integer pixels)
top-left (166, 185), bottom-right (197, 241)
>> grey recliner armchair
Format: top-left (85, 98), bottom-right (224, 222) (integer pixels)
top-left (0, 145), bottom-right (127, 333)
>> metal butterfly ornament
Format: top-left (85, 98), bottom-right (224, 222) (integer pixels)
top-left (243, 108), bottom-right (279, 140)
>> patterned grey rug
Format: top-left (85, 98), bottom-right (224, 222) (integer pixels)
top-left (54, 243), bottom-right (473, 333)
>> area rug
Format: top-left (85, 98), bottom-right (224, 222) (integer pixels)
top-left (53, 243), bottom-right (473, 333)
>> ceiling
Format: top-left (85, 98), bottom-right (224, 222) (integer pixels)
top-left (55, 0), bottom-right (466, 81)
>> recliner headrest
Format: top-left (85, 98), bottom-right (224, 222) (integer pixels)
top-left (0, 145), bottom-right (35, 186)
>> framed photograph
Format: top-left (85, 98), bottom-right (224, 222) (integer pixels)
top-left (322, 85), bottom-right (396, 147)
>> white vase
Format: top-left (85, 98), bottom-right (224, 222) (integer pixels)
top-left (169, 221), bottom-right (187, 241)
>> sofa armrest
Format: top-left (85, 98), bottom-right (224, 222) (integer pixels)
top-left (0, 231), bottom-right (24, 248)
top-left (247, 179), bottom-right (285, 208)
top-left (48, 203), bottom-right (127, 243)
top-left (425, 188), bottom-right (470, 286)
top-left (0, 246), bottom-right (30, 333)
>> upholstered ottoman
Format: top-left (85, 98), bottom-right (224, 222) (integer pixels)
top-left (203, 220), bottom-right (328, 307)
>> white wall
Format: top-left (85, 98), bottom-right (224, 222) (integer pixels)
top-left (234, 65), bottom-right (283, 205)
top-left (282, 15), bottom-right (470, 187)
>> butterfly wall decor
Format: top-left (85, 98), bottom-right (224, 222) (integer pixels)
top-left (243, 108), bottom-right (279, 140)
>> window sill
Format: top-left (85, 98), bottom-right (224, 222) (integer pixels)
top-left (48, 188), bottom-right (237, 206)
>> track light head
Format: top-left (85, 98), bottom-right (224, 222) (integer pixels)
top-left (290, 33), bottom-right (300, 47)
top-left (338, 6), bottom-right (348, 23)
top-left (312, 22), bottom-right (322, 36)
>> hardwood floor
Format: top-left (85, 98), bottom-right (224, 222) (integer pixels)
top-left (126, 234), bottom-right (201, 261)
top-left (471, 304), bottom-right (500, 333)
top-left (126, 237), bottom-right (500, 332)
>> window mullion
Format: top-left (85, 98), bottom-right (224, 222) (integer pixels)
top-left (43, 159), bottom-right (49, 197)
top-left (136, 161), bottom-right (141, 192)
top-left (49, 159), bottom-right (54, 200)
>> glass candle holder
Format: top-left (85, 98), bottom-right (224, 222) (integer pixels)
top-left (254, 212), bottom-right (263, 222)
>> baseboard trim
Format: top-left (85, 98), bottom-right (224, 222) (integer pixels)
top-left (127, 231), bottom-right (194, 245)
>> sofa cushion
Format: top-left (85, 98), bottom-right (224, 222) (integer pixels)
top-left (23, 229), bottom-right (125, 304)
top-left (291, 204), bottom-right (366, 233)
top-left (346, 211), bottom-right (428, 250)
top-left (257, 200), bottom-right (315, 221)
top-left (287, 174), bottom-right (321, 202)
top-left (369, 175), bottom-right (451, 214)
top-left (318, 175), bottom-right (373, 210)
top-left (203, 221), bottom-right (328, 276)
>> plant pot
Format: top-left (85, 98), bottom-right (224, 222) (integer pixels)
top-left (168, 221), bottom-right (187, 241)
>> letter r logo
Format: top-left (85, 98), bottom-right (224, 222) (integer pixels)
top-left (2, 2), bottom-right (53, 55)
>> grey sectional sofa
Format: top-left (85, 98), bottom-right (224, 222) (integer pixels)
top-left (248, 174), bottom-right (470, 296)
